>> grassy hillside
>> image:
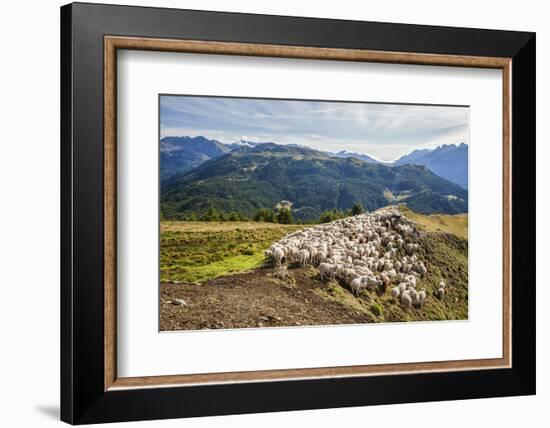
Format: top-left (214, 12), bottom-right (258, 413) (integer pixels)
top-left (304, 208), bottom-right (468, 322)
top-left (397, 206), bottom-right (468, 239)
top-left (315, 231), bottom-right (468, 322)
top-left (160, 208), bottom-right (468, 329)
top-left (161, 206), bottom-right (468, 330)
top-left (161, 221), bottom-right (302, 283)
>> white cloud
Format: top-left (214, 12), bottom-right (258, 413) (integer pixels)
top-left (160, 96), bottom-right (469, 161)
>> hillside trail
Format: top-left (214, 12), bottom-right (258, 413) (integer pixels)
top-left (160, 265), bottom-right (375, 331)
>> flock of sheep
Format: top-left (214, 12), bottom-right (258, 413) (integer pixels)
top-left (266, 207), bottom-right (446, 310)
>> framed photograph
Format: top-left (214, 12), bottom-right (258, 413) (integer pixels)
top-left (61, 2), bottom-right (535, 424)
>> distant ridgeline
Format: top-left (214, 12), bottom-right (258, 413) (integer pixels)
top-left (394, 142), bottom-right (468, 189)
top-left (160, 137), bottom-right (468, 223)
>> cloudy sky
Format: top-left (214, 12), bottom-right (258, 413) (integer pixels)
top-left (160, 95), bottom-right (469, 162)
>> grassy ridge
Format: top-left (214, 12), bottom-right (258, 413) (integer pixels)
top-left (309, 232), bottom-right (468, 322)
top-left (160, 221), bottom-right (302, 283)
top-left (311, 229), bottom-right (468, 322)
top-left (160, 210), bottom-right (468, 323)
top-left (398, 206), bottom-right (468, 239)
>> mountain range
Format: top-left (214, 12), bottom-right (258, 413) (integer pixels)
top-left (160, 136), bottom-right (230, 181)
top-left (161, 142), bottom-right (468, 221)
top-left (160, 136), bottom-right (467, 189)
top-left (330, 150), bottom-right (382, 164)
top-left (394, 143), bottom-right (468, 189)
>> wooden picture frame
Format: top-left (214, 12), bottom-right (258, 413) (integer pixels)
top-left (61, 2), bottom-right (535, 424)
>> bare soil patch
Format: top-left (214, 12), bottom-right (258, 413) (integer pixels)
top-left (160, 265), bottom-right (376, 331)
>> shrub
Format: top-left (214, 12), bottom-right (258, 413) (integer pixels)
top-left (319, 209), bottom-right (346, 223)
top-left (351, 202), bottom-right (365, 216)
top-left (370, 303), bottom-right (383, 317)
top-left (201, 205), bottom-right (219, 221)
top-left (276, 208), bottom-right (293, 224)
top-left (253, 208), bottom-right (276, 222)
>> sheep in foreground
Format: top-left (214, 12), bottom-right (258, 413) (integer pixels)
top-left (265, 206), bottom-right (439, 312)
top-left (272, 247), bottom-right (285, 266)
top-left (297, 249), bottom-right (310, 267)
top-left (318, 263), bottom-right (337, 281)
top-left (349, 277), bottom-right (366, 296)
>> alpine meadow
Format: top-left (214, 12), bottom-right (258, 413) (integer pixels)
top-left (159, 95), bottom-right (469, 331)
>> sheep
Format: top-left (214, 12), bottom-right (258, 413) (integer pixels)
top-left (353, 259), bottom-right (368, 268)
top-left (404, 275), bottom-right (417, 288)
top-left (266, 206), bottom-right (436, 310)
top-left (386, 268), bottom-right (397, 279)
top-left (318, 263), bottom-right (337, 281)
top-left (380, 272), bottom-right (391, 289)
top-left (415, 262), bottom-right (427, 277)
top-left (436, 287), bottom-right (445, 299)
top-left (297, 249), bottom-right (310, 267)
top-left (400, 292), bottom-right (412, 309)
top-left (417, 288), bottom-right (427, 307)
top-left (391, 286), bottom-right (400, 299)
top-left (272, 247), bottom-right (285, 266)
top-left (438, 280), bottom-right (446, 289)
top-left (409, 289), bottom-right (419, 306)
top-left (364, 276), bottom-right (382, 291)
top-left (350, 277), bottom-right (366, 296)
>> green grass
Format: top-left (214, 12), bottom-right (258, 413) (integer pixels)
top-left (370, 302), bottom-right (384, 317)
top-left (398, 205), bottom-right (468, 239)
top-left (160, 221), bottom-right (303, 283)
top-left (314, 282), bottom-right (377, 321)
top-left (383, 231), bottom-right (468, 321)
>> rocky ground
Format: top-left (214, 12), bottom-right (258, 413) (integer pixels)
top-left (160, 265), bottom-right (376, 331)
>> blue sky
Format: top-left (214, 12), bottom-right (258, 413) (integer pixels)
top-left (160, 95), bottom-right (469, 162)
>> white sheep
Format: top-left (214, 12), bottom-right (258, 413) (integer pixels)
top-left (364, 276), bottom-right (381, 291)
top-left (267, 207), bottom-right (432, 311)
top-left (400, 292), bottom-right (412, 309)
top-left (297, 249), bottom-right (310, 267)
top-left (318, 262), bottom-right (337, 281)
top-left (417, 288), bottom-right (427, 307)
top-left (350, 277), bottom-right (366, 296)
top-left (272, 247), bottom-right (285, 266)
top-left (391, 286), bottom-right (400, 299)
top-left (415, 262), bottom-right (427, 277)
top-left (409, 289), bottom-right (419, 306)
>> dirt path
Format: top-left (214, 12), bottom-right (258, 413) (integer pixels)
top-left (160, 265), bottom-right (375, 331)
